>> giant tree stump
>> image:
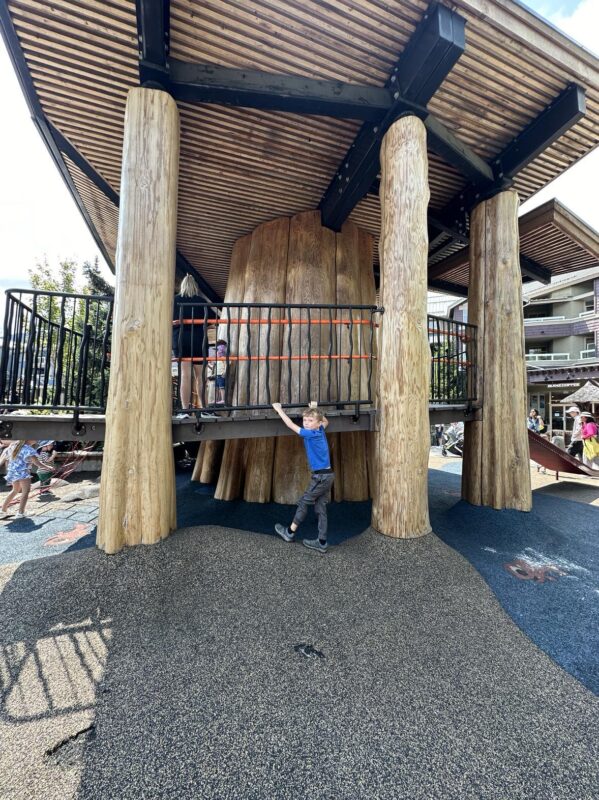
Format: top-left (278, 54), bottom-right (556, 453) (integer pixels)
top-left (97, 88), bottom-right (179, 553)
top-left (371, 115), bottom-right (432, 539)
top-left (462, 191), bottom-right (532, 511)
top-left (207, 211), bottom-right (376, 505)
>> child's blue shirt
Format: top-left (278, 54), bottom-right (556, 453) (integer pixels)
top-left (298, 425), bottom-right (330, 471)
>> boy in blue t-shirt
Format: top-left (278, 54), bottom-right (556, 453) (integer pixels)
top-left (272, 402), bottom-right (334, 554)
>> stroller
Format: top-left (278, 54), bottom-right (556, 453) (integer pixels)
top-left (441, 422), bottom-right (464, 458)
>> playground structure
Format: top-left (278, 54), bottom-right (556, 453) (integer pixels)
top-left (1, 0), bottom-right (599, 552)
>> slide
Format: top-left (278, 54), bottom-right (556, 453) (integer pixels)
top-left (528, 429), bottom-right (598, 478)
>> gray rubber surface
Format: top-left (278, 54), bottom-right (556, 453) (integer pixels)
top-left (1, 525), bottom-right (598, 799)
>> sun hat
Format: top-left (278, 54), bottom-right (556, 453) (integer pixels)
top-left (565, 406), bottom-right (580, 414)
top-left (580, 411), bottom-right (593, 418)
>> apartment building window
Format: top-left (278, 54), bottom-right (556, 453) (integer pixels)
top-left (584, 298), bottom-right (595, 313)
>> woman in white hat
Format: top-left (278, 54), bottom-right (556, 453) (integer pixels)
top-left (565, 406), bottom-right (583, 459)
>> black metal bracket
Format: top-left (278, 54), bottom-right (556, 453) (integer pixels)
top-left (0, 419), bottom-right (13, 438)
top-left (135, 0), bottom-right (170, 88)
top-left (319, 3), bottom-right (466, 231)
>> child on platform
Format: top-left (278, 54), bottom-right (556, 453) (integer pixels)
top-left (272, 402), bottom-right (334, 554)
top-left (0, 440), bottom-right (54, 519)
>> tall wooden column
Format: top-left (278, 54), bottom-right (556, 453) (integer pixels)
top-left (97, 88), bottom-right (179, 554)
top-left (371, 115), bottom-right (431, 539)
top-left (462, 191), bottom-right (532, 511)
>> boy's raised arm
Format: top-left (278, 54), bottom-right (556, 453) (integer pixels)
top-left (272, 402), bottom-right (301, 434)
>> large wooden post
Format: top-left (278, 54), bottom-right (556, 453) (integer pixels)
top-left (97, 88), bottom-right (179, 554)
top-left (371, 116), bottom-right (431, 539)
top-left (462, 191), bottom-right (532, 511)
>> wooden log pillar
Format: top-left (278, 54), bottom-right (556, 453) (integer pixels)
top-left (371, 116), bottom-right (431, 539)
top-left (97, 88), bottom-right (179, 554)
top-left (462, 191), bottom-right (532, 511)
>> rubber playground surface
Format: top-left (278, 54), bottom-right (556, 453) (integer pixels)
top-left (1, 454), bottom-right (598, 798)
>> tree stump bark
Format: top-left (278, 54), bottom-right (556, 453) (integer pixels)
top-left (371, 116), bottom-right (432, 539)
top-left (97, 88), bottom-right (179, 553)
top-left (272, 211), bottom-right (336, 504)
top-left (462, 191), bottom-right (532, 511)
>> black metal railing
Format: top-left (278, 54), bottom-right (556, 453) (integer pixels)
top-left (0, 290), bottom-right (478, 415)
top-left (172, 302), bottom-right (381, 412)
top-left (428, 315), bottom-right (477, 404)
top-left (0, 289), bottom-right (113, 412)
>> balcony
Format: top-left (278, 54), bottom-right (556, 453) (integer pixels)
top-left (526, 352), bottom-right (570, 362)
top-left (524, 316), bottom-right (566, 324)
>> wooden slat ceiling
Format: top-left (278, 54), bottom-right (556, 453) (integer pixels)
top-left (6, 0), bottom-right (599, 298)
top-left (429, 199), bottom-right (599, 289)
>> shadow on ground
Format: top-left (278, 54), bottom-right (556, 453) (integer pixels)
top-left (1, 513), bottom-right (599, 799)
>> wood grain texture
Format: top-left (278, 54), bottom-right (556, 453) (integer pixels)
top-left (462, 191), bottom-right (532, 511)
top-left (240, 217), bottom-right (289, 501)
top-left (210, 233), bottom-right (251, 497)
top-left (335, 221), bottom-right (375, 500)
top-left (97, 88), bottom-right (179, 554)
top-left (371, 116), bottom-right (432, 539)
top-left (273, 211), bottom-right (336, 505)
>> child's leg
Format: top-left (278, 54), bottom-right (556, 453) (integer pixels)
top-left (17, 479), bottom-right (31, 514)
top-left (2, 484), bottom-right (19, 513)
top-left (313, 475), bottom-right (334, 542)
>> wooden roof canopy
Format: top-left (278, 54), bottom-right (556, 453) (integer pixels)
top-left (428, 198), bottom-right (599, 295)
top-left (1, 0), bottom-right (598, 301)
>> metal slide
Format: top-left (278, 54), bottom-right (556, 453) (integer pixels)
top-left (528, 429), bottom-right (599, 478)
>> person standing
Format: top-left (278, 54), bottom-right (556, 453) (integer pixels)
top-left (172, 274), bottom-right (214, 418)
top-left (566, 406), bottom-right (583, 459)
top-left (272, 402), bottom-right (334, 554)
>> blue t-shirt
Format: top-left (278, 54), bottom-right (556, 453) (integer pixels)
top-left (298, 426), bottom-right (330, 471)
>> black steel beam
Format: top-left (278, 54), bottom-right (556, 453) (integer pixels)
top-left (493, 84), bottom-right (586, 180)
top-left (427, 279), bottom-right (468, 297)
top-left (520, 255), bottom-right (551, 285)
top-left (424, 116), bottom-right (493, 184)
top-left (135, 0), bottom-right (170, 86)
top-left (320, 3), bottom-right (466, 231)
top-left (436, 83), bottom-right (586, 236)
top-left (170, 60), bottom-right (394, 120)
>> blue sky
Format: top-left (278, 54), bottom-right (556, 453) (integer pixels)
top-left (0, 0), bottom-right (597, 301)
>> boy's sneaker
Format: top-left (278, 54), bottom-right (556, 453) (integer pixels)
top-left (15, 512), bottom-right (27, 519)
top-left (303, 538), bottom-right (329, 554)
top-left (0, 510), bottom-right (10, 519)
top-left (274, 523), bottom-right (295, 543)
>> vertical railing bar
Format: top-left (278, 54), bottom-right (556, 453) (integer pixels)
top-left (54, 295), bottom-right (66, 406)
top-left (245, 304), bottom-right (251, 409)
top-left (256, 309), bottom-right (261, 409)
top-left (287, 306), bottom-right (292, 406)
top-left (226, 304), bottom-right (232, 408)
top-left (10, 301), bottom-right (25, 405)
top-left (327, 307), bottom-right (333, 403)
top-left (317, 306), bottom-right (322, 406)
top-left (265, 305), bottom-right (272, 406)
top-left (99, 300), bottom-right (113, 409)
top-left (0, 292), bottom-right (15, 402)
top-left (347, 305), bottom-right (353, 403)
top-left (89, 300), bottom-right (101, 406)
top-left (307, 306), bottom-right (312, 404)
top-left (41, 297), bottom-right (54, 406)
top-left (367, 309), bottom-right (374, 404)
top-left (202, 303), bottom-right (209, 409)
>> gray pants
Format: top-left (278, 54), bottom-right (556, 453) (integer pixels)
top-left (293, 472), bottom-right (335, 541)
